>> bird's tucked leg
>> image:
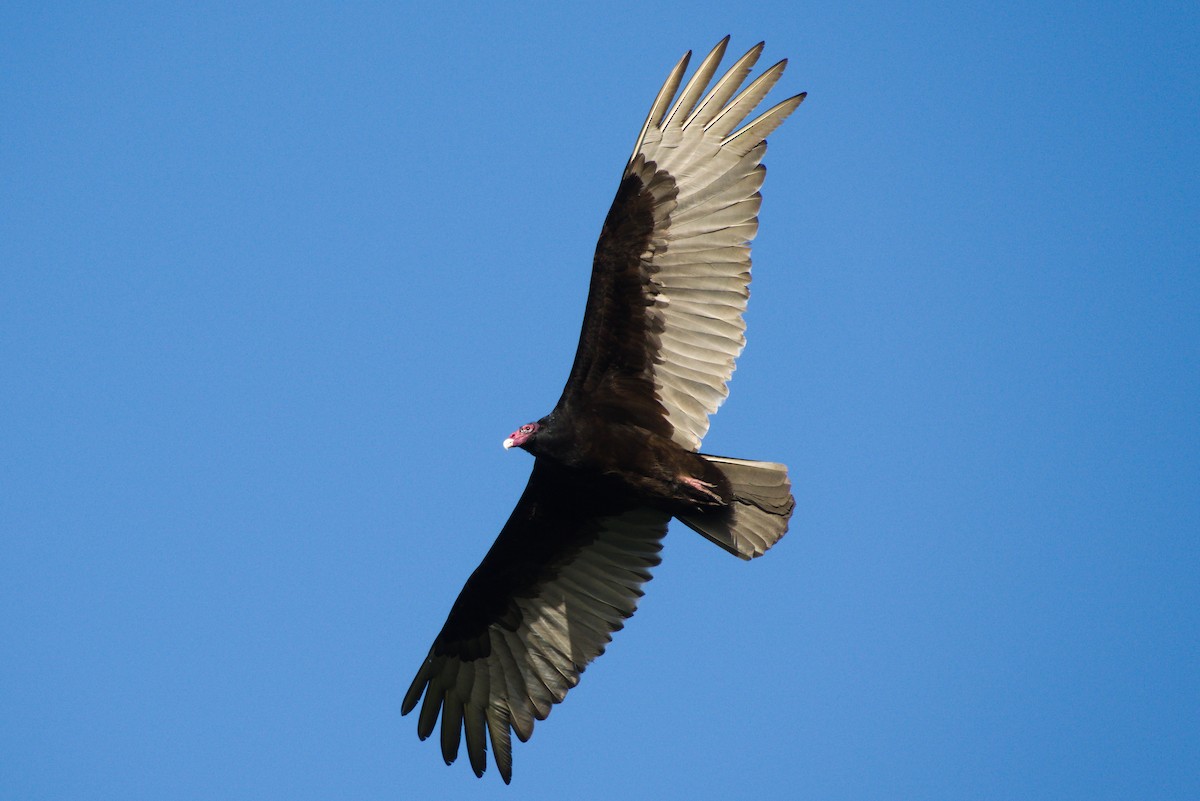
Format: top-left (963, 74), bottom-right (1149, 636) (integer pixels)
top-left (680, 475), bottom-right (724, 503)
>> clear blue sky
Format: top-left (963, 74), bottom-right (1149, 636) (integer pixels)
top-left (3, 3), bottom-right (1197, 799)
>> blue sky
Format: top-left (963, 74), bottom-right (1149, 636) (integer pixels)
top-left (2, 2), bottom-right (1197, 799)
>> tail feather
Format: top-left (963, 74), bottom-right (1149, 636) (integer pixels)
top-left (678, 455), bottom-right (794, 559)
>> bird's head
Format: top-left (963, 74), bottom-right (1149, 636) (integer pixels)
top-left (503, 421), bottom-right (540, 451)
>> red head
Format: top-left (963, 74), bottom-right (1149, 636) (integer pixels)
top-left (503, 422), bottom-right (540, 451)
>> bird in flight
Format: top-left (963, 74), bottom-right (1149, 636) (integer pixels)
top-left (402, 37), bottom-right (805, 783)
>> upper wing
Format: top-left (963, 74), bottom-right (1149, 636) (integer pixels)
top-left (402, 460), bottom-right (669, 783)
top-left (557, 38), bottom-right (806, 450)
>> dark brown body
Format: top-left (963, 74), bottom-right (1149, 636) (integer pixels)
top-left (521, 411), bottom-right (732, 515)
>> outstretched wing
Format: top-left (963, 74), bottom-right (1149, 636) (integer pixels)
top-left (402, 460), bottom-right (668, 783)
top-left (557, 37), bottom-right (805, 450)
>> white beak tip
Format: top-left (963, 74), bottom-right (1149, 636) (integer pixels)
top-left (502, 438), bottom-right (515, 450)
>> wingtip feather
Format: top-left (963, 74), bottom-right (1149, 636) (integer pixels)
top-left (630, 48), bottom-right (692, 160)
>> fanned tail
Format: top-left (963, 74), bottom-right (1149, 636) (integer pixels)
top-left (678, 455), bottom-right (794, 559)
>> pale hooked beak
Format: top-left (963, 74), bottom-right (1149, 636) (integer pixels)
top-left (502, 437), bottom-right (515, 450)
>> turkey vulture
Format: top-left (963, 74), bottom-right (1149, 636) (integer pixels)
top-left (402, 37), bottom-right (804, 782)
